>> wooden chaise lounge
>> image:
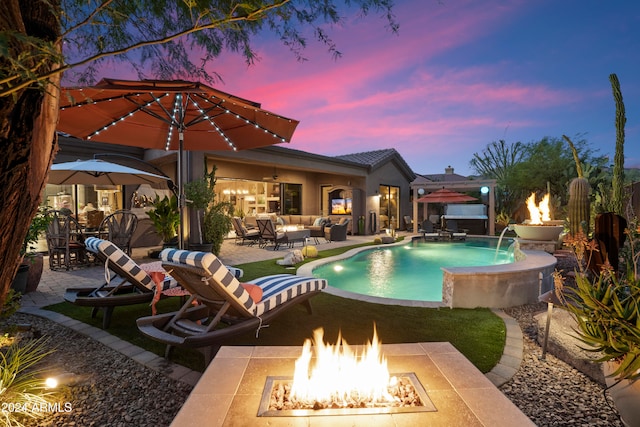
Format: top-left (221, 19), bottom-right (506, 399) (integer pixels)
top-left (136, 248), bottom-right (327, 364)
top-left (64, 237), bottom-right (242, 328)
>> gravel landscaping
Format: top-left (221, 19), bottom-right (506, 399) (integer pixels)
top-left (0, 305), bottom-right (621, 427)
top-left (5, 313), bottom-right (192, 427)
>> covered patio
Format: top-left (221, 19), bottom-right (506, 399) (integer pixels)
top-left (411, 167), bottom-right (497, 235)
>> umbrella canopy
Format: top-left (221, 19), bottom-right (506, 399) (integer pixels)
top-left (416, 188), bottom-right (478, 204)
top-left (49, 159), bottom-right (171, 185)
top-left (57, 78), bottom-right (300, 248)
top-left (57, 78), bottom-right (299, 152)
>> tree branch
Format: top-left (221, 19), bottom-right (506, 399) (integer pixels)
top-left (1, 0), bottom-right (290, 97)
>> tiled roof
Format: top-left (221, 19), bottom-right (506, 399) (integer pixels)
top-left (334, 148), bottom-right (398, 167)
top-left (335, 148), bottom-right (415, 180)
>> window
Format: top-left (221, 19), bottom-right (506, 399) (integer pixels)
top-left (282, 183), bottom-right (302, 215)
top-left (379, 185), bottom-right (400, 230)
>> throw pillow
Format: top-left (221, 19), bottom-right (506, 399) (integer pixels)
top-left (240, 283), bottom-right (263, 303)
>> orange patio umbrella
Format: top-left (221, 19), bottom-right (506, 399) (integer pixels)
top-left (57, 78), bottom-right (300, 247)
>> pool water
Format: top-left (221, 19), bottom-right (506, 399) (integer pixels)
top-left (311, 239), bottom-right (514, 302)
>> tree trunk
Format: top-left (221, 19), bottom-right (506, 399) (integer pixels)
top-left (0, 0), bottom-right (61, 306)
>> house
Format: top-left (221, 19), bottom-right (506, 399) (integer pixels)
top-left (51, 137), bottom-right (416, 246)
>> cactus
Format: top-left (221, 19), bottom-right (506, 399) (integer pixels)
top-left (568, 177), bottom-right (591, 236)
top-left (609, 73), bottom-right (626, 216)
top-left (564, 135), bottom-right (591, 236)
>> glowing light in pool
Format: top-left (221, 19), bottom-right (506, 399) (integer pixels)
top-left (334, 265), bottom-right (344, 272)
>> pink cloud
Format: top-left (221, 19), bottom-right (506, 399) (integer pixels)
top-left (63, 1), bottom-right (639, 176)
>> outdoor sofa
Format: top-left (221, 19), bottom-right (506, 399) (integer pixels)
top-left (243, 214), bottom-right (353, 236)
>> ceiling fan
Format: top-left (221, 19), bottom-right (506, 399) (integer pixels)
top-left (262, 167), bottom-right (279, 181)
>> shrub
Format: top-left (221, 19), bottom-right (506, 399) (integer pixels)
top-left (559, 225), bottom-right (640, 381)
top-left (0, 337), bottom-right (58, 427)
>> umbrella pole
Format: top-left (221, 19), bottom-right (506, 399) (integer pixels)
top-left (178, 130), bottom-right (185, 249)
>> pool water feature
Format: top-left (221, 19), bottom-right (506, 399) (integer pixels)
top-left (305, 239), bottom-right (514, 303)
top-left (298, 237), bottom-right (558, 309)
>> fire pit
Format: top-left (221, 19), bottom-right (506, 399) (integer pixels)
top-left (257, 328), bottom-right (436, 416)
top-left (512, 224), bottom-right (563, 241)
top-left (513, 193), bottom-right (564, 241)
top-left (259, 372), bottom-right (434, 416)
top-left (171, 336), bottom-right (533, 426)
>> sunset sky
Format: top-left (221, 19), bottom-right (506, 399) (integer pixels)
top-left (86, 1), bottom-right (640, 176)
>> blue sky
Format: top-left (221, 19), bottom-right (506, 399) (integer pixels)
top-left (90, 1), bottom-right (640, 176)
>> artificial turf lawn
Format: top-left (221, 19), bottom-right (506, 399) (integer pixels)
top-left (44, 241), bottom-right (506, 373)
top-left (45, 293), bottom-right (505, 374)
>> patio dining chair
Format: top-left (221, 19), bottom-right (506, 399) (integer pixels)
top-left (85, 209), bottom-right (105, 231)
top-left (45, 209), bottom-right (88, 270)
top-left (136, 248), bottom-right (327, 364)
top-left (99, 210), bottom-right (138, 256)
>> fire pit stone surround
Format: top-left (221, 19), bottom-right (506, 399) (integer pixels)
top-left (171, 342), bottom-right (534, 426)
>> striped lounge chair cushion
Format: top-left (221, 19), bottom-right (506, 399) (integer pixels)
top-left (247, 274), bottom-right (327, 317)
top-left (161, 249), bottom-right (326, 317)
top-left (161, 249), bottom-right (255, 315)
top-left (85, 237), bottom-right (174, 291)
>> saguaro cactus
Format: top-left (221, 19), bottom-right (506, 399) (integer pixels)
top-left (564, 135), bottom-right (591, 236)
top-left (568, 177), bottom-right (591, 236)
top-left (609, 73), bottom-right (626, 216)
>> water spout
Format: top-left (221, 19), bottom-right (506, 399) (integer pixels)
top-left (494, 226), bottom-right (512, 262)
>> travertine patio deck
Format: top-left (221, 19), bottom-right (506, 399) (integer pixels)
top-left (171, 342), bottom-right (533, 426)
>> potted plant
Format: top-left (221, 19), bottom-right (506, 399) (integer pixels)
top-left (11, 206), bottom-right (52, 293)
top-left (147, 194), bottom-right (180, 247)
top-left (191, 164), bottom-right (232, 255)
top-left (184, 165), bottom-right (216, 252)
top-left (203, 202), bottom-right (234, 256)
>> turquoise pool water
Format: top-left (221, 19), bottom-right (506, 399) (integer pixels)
top-left (311, 238), bottom-right (514, 302)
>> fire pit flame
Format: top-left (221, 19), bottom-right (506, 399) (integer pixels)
top-left (290, 327), bottom-right (398, 407)
top-left (526, 192), bottom-right (551, 224)
top-left (513, 192), bottom-right (563, 241)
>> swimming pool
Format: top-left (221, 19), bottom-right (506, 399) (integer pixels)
top-left (297, 237), bottom-right (558, 308)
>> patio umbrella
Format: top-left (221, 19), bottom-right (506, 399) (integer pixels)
top-left (416, 188), bottom-right (478, 204)
top-left (416, 188), bottom-right (478, 229)
top-left (49, 159), bottom-right (171, 185)
top-left (57, 78), bottom-right (299, 247)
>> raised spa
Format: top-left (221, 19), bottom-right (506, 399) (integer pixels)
top-left (298, 237), bottom-right (557, 308)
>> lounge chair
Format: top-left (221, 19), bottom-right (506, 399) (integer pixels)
top-left (64, 237), bottom-right (245, 328)
top-left (325, 218), bottom-right (350, 242)
top-left (445, 219), bottom-right (467, 240)
top-left (403, 215), bottom-right (413, 231)
top-left (231, 216), bottom-right (261, 245)
top-left (256, 218), bottom-right (287, 250)
top-left (136, 249), bottom-right (327, 364)
top-left (418, 220), bottom-right (440, 241)
top-left (64, 237), bottom-right (170, 328)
